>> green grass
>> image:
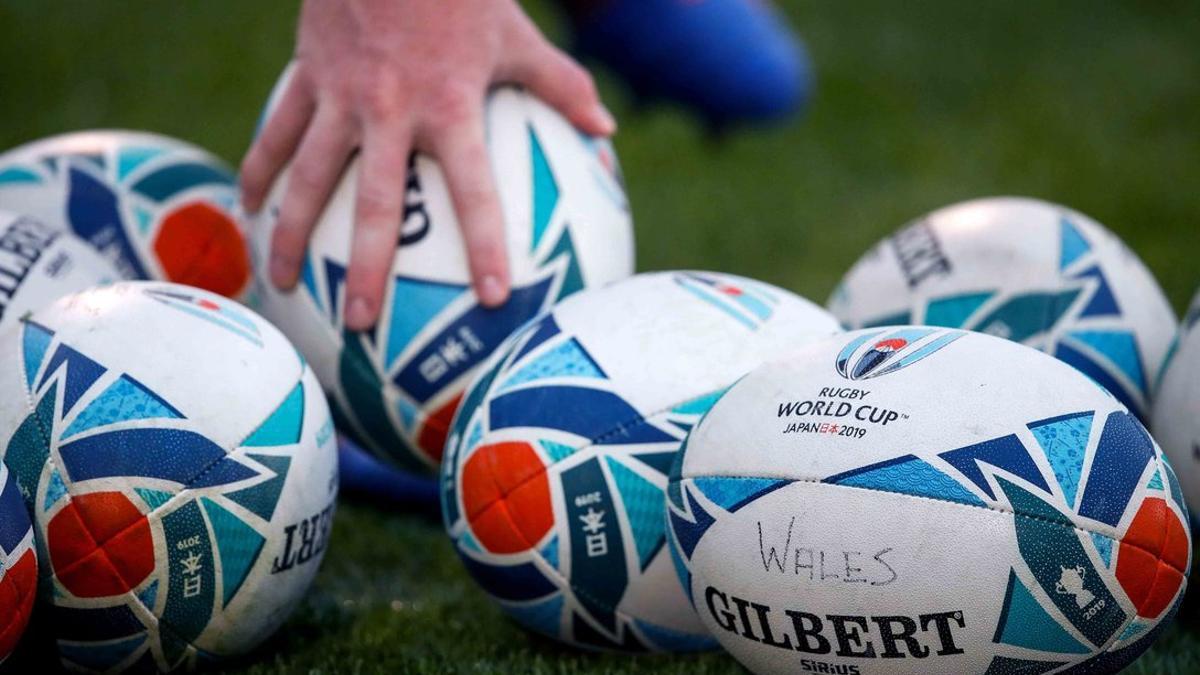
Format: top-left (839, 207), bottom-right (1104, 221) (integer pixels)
top-left (1, 0), bottom-right (1199, 672)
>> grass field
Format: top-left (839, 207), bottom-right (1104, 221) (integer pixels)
top-left (2, 1), bottom-right (1199, 673)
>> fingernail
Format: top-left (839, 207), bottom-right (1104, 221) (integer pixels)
top-left (270, 254), bottom-right (296, 289)
top-left (346, 297), bottom-right (374, 330)
top-left (478, 275), bottom-right (509, 307)
top-left (597, 104), bottom-right (617, 135)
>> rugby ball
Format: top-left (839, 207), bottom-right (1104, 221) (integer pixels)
top-left (250, 77), bottom-right (634, 472)
top-left (668, 327), bottom-right (1189, 674)
top-left (0, 130), bottom-right (251, 300)
top-left (1152, 290), bottom-right (1200, 529)
top-left (0, 211), bottom-right (119, 333)
top-left (828, 196), bottom-right (1177, 420)
top-left (0, 282), bottom-right (337, 672)
top-left (0, 461), bottom-right (36, 664)
top-left (441, 271), bottom-right (842, 651)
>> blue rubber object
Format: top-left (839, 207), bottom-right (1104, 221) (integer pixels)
top-left (337, 436), bottom-right (440, 508)
top-left (573, 0), bottom-right (813, 127)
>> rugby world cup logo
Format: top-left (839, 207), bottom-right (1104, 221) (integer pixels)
top-left (836, 327), bottom-right (965, 380)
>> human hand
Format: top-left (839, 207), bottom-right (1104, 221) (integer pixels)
top-left (240, 0), bottom-right (615, 330)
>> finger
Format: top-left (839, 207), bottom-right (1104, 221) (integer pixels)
top-left (240, 73), bottom-right (316, 214)
top-left (343, 121), bottom-right (411, 331)
top-left (504, 38), bottom-right (615, 136)
top-left (269, 105), bottom-right (355, 291)
top-left (426, 101), bottom-right (511, 308)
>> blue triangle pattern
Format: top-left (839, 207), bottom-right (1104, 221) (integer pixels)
top-left (225, 454), bottom-right (291, 521)
top-left (503, 593), bottom-right (563, 639)
top-left (1028, 412), bottom-right (1093, 509)
top-left (539, 439), bottom-right (576, 464)
top-left (995, 570), bottom-right (1090, 654)
top-left (1059, 217), bottom-right (1091, 270)
top-left (384, 277), bottom-right (465, 368)
top-left (925, 292), bottom-right (993, 328)
top-left (529, 126), bottom-right (560, 252)
top-left (498, 338), bottom-right (605, 392)
top-left (540, 535), bottom-right (559, 570)
top-left (1072, 266), bottom-right (1121, 318)
top-left (43, 467), bottom-right (68, 511)
top-left (1067, 330), bottom-right (1147, 394)
top-left (828, 455), bottom-right (985, 507)
top-left (940, 435), bottom-right (1051, 500)
top-left (635, 619), bottom-right (719, 652)
top-left (137, 579), bottom-right (159, 611)
top-left (1147, 469), bottom-right (1163, 490)
top-left (1090, 532), bottom-right (1113, 568)
top-left (462, 418), bottom-right (483, 455)
top-left (22, 321), bottom-right (53, 390)
top-left (62, 375), bottom-right (183, 439)
top-left (668, 485), bottom-right (716, 560)
top-left (201, 497), bottom-right (267, 607)
top-left (693, 476), bottom-right (794, 512)
top-left (605, 458), bottom-right (666, 570)
top-left (243, 383), bottom-right (304, 447)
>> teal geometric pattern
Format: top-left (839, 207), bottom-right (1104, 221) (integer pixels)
top-left (539, 439), bottom-right (576, 464)
top-left (828, 455), bottom-right (986, 507)
top-left (243, 383), bottom-right (304, 448)
top-left (395, 397), bottom-right (419, 435)
top-left (503, 593), bottom-right (563, 639)
top-left (1028, 412), bottom-right (1093, 509)
top-left (670, 388), bottom-right (729, 417)
top-left (862, 310), bottom-right (912, 328)
top-left (984, 656), bottom-right (1067, 675)
top-left (117, 145), bottom-right (166, 180)
top-left (135, 488), bottom-right (173, 511)
top-left (1090, 532), bottom-right (1113, 568)
top-left (529, 125), bottom-right (560, 253)
top-left (133, 206), bottom-right (154, 236)
top-left (540, 535), bottom-right (559, 570)
top-left (1059, 216), bottom-right (1091, 270)
top-left (605, 458), bottom-right (665, 570)
top-left (634, 619), bottom-right (719, 652)
top-left (225, 454), bottom-right (291, 521)
top-left (993, 569), bottom-right (1090, 654)
top-left (383, 277), bottom-right (465, 368)
top-left (58, 634), bottom-right (148, 671)
top-left (458, 530), bottom-right (482, 553)
top-left (43, 467), bottom-right (67, 510)
top-left (201, 497), bottom-right (266, 607)
top-left (693, 476), bottom-right (793, 512)
top-left (22, 320), bottom-right (54, 389)
top-left (0, 166), bottom-right (41, 185)
top-left (1066, 330), bottom-right (1147, 394)
top-left (973, 289), bottom-right (1081, 343)
top-left (925, 292), bottom-right (993, 327)
top-left (62, 374), bottom-right (183, 440)
top-left (1117, 619), bottom-right (1149, 643)
top-left (1147, 469), bottom-right (1163, 490)
top-left (137, 580), bottom-right (160, 612)
top-left (498, 338), bottom-right (605, 392)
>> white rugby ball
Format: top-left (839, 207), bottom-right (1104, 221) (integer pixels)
top-left (250, 72), bottom-right (635, 472)
top-left (0, 130), bottom-right (251, 300)
top-left (441, 271), bottom-right (842, 651)
top-left (669, 327), bottom-right (1189, 674)
top-left (828, 197), bottom-right (1177, 421)
top-left (0, 210), bottom-right (119, 333)
top-left (1153, 290), bottom-right (1200, 530)
top-left (0, 281), bottom-right (337, 672)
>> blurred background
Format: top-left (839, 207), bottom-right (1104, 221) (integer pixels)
top-left (0, 1), bottom-right (1198, 672)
